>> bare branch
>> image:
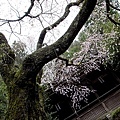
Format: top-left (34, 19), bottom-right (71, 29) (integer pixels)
top-left (7, 0), bottom-right (21, 18)
top-left (107, 15), bottom-right (120, 25)
top-left (22, 0), bottom-right (97, 76)
top-left (37, 0), bottom-right (84, 49)
top-left (0, 0), bottom-right (35, 22)
top-left (109, 3), bottom-right (120, 11)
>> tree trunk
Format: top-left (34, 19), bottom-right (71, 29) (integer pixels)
top-left (0, 0), bottom-right (97, 119)
top-left (5, 77), bottom-right (47, 120)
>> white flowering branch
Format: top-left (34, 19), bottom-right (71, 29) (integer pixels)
top-left (42, 33), bottom-right (108, 109)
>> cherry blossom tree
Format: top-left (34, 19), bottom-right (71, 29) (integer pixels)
top-left (0, 0), bottom-right (120, 119)
top-left (42, 34), bottom-right (108, 110)
top-left (42, 0), bottom-right (120, 111)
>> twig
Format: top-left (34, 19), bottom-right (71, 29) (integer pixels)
top-left (37, 0), bottom-right (84, 49)
top-left (105, 0), bottom-right (120, 26)
top-left (0, 0), bottom-right (35, 22)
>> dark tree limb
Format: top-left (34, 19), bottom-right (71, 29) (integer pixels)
top-left (37, 0), bottom-right (84, 49)
top-left (107, 0), bottom-right (120, 11)
top-left (106, 0), bottom-right (120, 26)
top-left (16, 0), bottom-right (97, 86)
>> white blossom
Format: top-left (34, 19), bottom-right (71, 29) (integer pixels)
top-left (41, 0), bottom-right (120, 109)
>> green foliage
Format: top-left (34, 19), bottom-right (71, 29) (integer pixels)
top-left (112, 107), bottom-right (120, 120)
top-left (12, 41), bottom-right (27, 65)
top-left (102, 24), bottom-right (120, 70)
top-left (78, 32), bottom-right (87, 42)
top-left (98, 107), bottom-right (120, 120)
top-left (0, 76), bottom-right (7, 120)
top-left (63, 41), bottom-right (81, 59)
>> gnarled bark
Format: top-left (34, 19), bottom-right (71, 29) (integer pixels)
top-left (0, 0), bottom-right (97, 119)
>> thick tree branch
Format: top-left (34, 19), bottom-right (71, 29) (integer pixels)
top-left (37, 0), bottom-right (84, 49)
top-left (16, 0), bottom-right (97, 86)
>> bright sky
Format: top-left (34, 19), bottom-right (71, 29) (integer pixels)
top-left (0, 0), bottom-right (120, 52)
top-left (0, 0), bottom-right (79, 52)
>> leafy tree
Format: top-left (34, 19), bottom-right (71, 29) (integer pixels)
top-left (12, 41), bottom-right (27, 65)
top-left (0, 0), bottom-right (120, 120)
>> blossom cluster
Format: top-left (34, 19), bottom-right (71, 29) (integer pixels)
top-left (41, 0), bottom-right (120, 109)
top-left (42, 34), bottom-right (108, 109)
